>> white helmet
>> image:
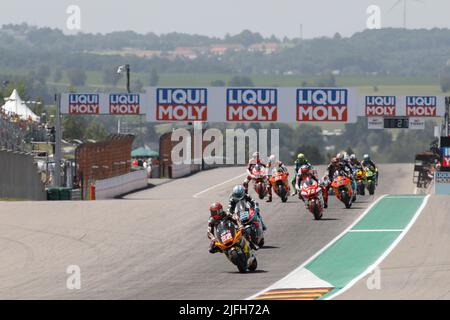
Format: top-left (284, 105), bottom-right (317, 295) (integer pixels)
top-left (269, 154), bottom-right (276, 163)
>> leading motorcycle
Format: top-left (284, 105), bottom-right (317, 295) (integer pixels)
top-left (213, 219), bottom-right (257, 273)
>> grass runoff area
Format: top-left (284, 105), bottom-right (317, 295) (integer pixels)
top-left (0, 66), bottom-right (441, 95)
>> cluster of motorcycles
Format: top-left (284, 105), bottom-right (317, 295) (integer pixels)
top-left (210, 158), bottom-right (378, 273)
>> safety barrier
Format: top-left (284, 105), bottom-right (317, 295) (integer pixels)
top-left (0, 149), bottom-right (46, 200)
top-left (94, 170), bottom-right (148, 199)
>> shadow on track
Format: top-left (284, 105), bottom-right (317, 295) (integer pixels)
top-left (259, 245), bottom-right (280, 250)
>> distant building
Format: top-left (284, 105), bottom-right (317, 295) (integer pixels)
top-left (209, 44), bottom-right (243, 55)
top-left (248, 42), bottom-right (280, 54)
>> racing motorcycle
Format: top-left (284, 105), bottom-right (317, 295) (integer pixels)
top-left (364, 166), bottom-right (376, 195)
top-left (236, 200), bottom-right (265, 247)
top-left (213, 219), bottom-right (257, 273)
top-left (269, 169), bottom-right (290, 203)
top-left (331, 173), bottom-right (353, 209)
top-left (300, 177), bottom-right (325, 220)
top-left (251, 164), bottom-right (269, 200)
top-left (355, 167), bottom-right (366, 196)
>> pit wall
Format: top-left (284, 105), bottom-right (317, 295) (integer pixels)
top-left (94, 170), bottom-right (148, 199)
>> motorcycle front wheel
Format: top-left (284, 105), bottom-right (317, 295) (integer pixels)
top-left (230, 249), bottom-right (248, 273)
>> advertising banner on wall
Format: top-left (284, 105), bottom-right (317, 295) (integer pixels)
top-left (61, 93), bottom-right (148, 115)
top-left (435, 171), bottom-right (450, 195)
top-left (60, 89), bottom-right (446, 122)
top-left (365, 96), bottom-right (396, 116)
top-left (145, 87), bottom-right (359, 123)
top-left (367, 117), bottom-right (384, 129)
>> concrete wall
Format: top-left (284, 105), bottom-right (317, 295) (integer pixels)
top-left (0, 149), bottom-right (46, 200)
top-left (95, 170), bottom-right (148, 199)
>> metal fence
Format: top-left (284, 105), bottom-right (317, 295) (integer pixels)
top-left (0, 113), bottom-right (48, 152)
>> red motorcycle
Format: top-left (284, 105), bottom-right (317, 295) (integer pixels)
top-left (300, 177), bottom-right (325, 220)
top-left (251, 164), bottom-right (269, 200)
top-left (331, 175), bottom-right (353, 209)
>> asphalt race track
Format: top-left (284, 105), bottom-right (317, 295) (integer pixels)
top-left (0, 164), bottom-right (417, 299)
top-left (337, 194), bottom-right (450, 300)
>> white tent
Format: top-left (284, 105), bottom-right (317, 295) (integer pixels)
top-left (1, 89), bottom-right (40, 122)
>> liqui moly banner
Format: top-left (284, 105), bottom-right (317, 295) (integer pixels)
top-left (406, 96), bottom-right (437, 117)
top-left (155, 88), bottom-right (207, 121)
top-left (226, 88), bottom-right (277, 121)
top-left (61, 89), bottom-right (446, 122)
top-left (61, 93), bottom-right (147, 115)
top-left (296, 88), bottom-right (352, 122)
top-left (365, 96), bottom-right (396, 116)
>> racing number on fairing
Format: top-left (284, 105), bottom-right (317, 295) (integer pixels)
top-left (221, 230), bottom-right (233, 243)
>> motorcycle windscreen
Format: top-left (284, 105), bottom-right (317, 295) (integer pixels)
top-left (214, 220), bottom-right (237, 245)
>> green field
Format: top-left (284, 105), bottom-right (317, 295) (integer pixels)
top-left (1, 65), bottom-right (441, 94)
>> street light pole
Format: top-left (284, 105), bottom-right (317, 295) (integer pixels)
top-left (54, 94), bottom-right (62, 187)
top-left (117, 64), bottom-right (131, 134)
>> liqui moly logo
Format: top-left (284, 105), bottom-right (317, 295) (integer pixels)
top-left (365, 96), bottom-right (396, 116)
top-left (296, 89), bottom-right (348, 121)
top-left (109, 94), bottom-right (140, 115)
top-left (226, 89), bottom-right (277, 121)
top-left (68, 94), bottom-right (100, 114)
top-left (406, 96), bottom-right (437, 117)
top-left (157, 88), bottom-right (207, 121)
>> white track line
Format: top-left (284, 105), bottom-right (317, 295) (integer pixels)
top-left (326, 194), bottom-right (430, 300)
top-left (193, 173), bottom-right (247, 198)
top-left (246, 194), bottom-right (388, 300)
top-left (348, 229), bottom-right (404, 233)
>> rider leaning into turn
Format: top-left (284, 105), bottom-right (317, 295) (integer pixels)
top-left (207, 201), bottom-right (243, 254)
top-left (291, 153), bottom-right (312, 196)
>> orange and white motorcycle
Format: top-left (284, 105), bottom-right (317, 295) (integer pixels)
top-left (269, 168), bottom-right (290, 202)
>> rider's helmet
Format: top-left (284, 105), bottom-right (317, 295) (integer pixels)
top-left (297, 153), bottom-right (305, 161)
top-left (343, 154), bottom-right (350, 162)
top-left (209, 202), bottom-right (225, 220)
top-left (232, 185), bottom-right (246, 201)
top-left (350, 154), bottom-right (356, 162)
top-left (363, 154), bottom-right (370, 162)
top-left (331, 157), bottom-right (339, 166)
top-left (269, 154), bottom-right (276, 164)
top-left (336, 153), bottom-right (343, 160)
top-left (252, 151), bottom-right (261, 163)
